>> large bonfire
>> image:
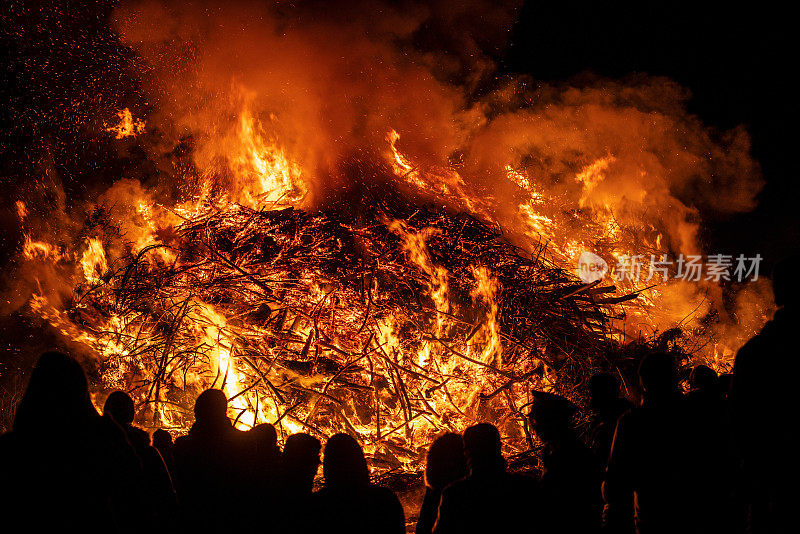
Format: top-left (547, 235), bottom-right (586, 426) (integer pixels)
top-left (25, 127), bottom-right (636, 470)
top-left (8, 1), bottom-right (773, 471)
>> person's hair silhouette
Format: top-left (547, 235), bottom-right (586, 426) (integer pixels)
top-left (13, 351), bottom-right (93, 432)
top-left (587, 372), bottom-right (632, 465)
top-left (425, 433), bottom-right (467, 491)
top-left (433, 423), bottom-right (536, 534)
top-left (273, 432), bottom-right (322, 533)
top-left (689, 364), bottom-right (718, 394)
top-left (193, 388), bottom-right (229, 428)
top-left (638, 351), bottom-right (679, 403)
top-left (152, 428), bottom-right (175, 471)
top-left (249, 422), bottom-right (280, 463)
top-left (104, 390), bottom-right (136, 426)
top-left (1, 352), bottom-right (142, 531)
top-left (312, 433), bottom-right (404, 534)
top-left (103, 390), bottom-right (177, 525)
top-left (283, 432), bottom-right (321, 493)
top-left (530, 391), bottom-right (601, 533)
top-left (244, 422), bottom-right (281, 513)
top-left (417, 433), bottom-right (467, 534)
top-left (172, 388), bottom-right (250, 531)
top-left (528, 390), bottom-right (576, 443)
top-left (251, 422), bottom-right (278, 447)
top-left (103, 390), bottom-right (149, 447)
top-left (462, 423), bottom-right (504, 475)
top-left (323, 433), bottom-right (370, 489)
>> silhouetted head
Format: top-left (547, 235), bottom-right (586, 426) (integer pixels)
top-left (103, 391), bottom-right (135, 425)
top-left (528, 391), bottom-right (577, 443)
top-left (250, 423), bottom-right (280, 465)
top-left (323, 433), bottom-right (369, 489)
top-left (425, 433), bottom-right (467, 490)
top-left (152, 428), bottom-right (173, 450)
top-left (193, 389), bottom-right (229, 425)
top-left (462, 423), bottom-right (504, 476)
top-left (251, 423), bottom-right (278, 448)
top-left (589, 373), bottom-right (619, 414)
top-left (638, 352), bottom-right (679, 403)
top-left (285, 433), bottom-right (321, 467)
top-left (772, 255), bottom-right (800, 308)
top-left (690, 365), bottom-right (719, 393)
top-left (14, 351), bottom-right (92, 433)
top-left (283, 433), bottom-right (322, 491)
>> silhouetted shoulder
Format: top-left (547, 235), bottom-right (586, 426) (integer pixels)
top-left (127, 424), bottom-right (151, 449)
top-left (1, 352), bottom-right (145, 531)
top-left (440, 475), bottom-right (471, 497)
top-left (311, 484), bottom-right (405, 534)
top-left (368, 485), bottom-right (406, 531)
top-left (435, 472), bottom-right (536, 534)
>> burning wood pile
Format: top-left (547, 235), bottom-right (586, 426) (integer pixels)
top-left (6, 0), bottom-right (771, 474)
top-left (61, 200), bottom-right (631, 471)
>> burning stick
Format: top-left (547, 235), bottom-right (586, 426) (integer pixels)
top-left (39, 202), bottom-right (636, 471)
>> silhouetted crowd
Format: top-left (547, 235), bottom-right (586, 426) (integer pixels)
top-left (1, 263), bottom-right (797, 534)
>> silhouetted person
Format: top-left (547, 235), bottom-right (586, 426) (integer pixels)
top-left (434, 423), bottom-right (537, 534)
top-left (282, 432), bottom-right (321, 494)
top-left (416, 433), bottom-right (468, 534)
top-left (605, 352), bottom-right (733, 534)
top-left (688, 365), bottom-right (719, 402)
top-left (0, 352), bottom-right (142, 533)
top-left (687, 366), bottom-right (731, 443)
top-left (275, 433), bottom-right (321, 532)
top-left (104, 391), bottom-right (149, 446)
top-left (152, 428), bottom-right (175, 471)
top-left (249, 422), bottom-right (281, 481)
top-left (530, 391), bottom-right (602, 533)
top-left (588, 373), bottom-right (632, 464)
top-left (689, 364), bottom-right (746, 534)
top-left (311, 433), bottom-right (405, 534)
top-left (172, 389), bottom-right (250, 532)
top-left (732, 257), bottom-right (800, 534)
top-left (604, 352), bottom-right (684, 534)
top-left (239, 422), bottom-right (282, 526)
top-left (103, 391), bottom-right (176, 526)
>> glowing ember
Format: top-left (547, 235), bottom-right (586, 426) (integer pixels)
top-left (105, 108), bottom-right (145, 139)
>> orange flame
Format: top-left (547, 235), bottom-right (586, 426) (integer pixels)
top-left (106, 108), bottom-right (145, 139)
